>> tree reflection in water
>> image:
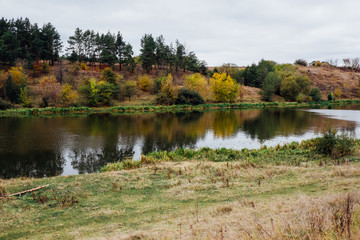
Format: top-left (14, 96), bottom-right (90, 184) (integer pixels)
top-left (0, 108), bottom-right (357, 178)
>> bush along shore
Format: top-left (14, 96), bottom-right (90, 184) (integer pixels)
top-left (101, 131), bottom-right (360, 172)
top-left (0, 99), bottom-right (359, 117)
top-left (1, 132), bottom-right (360, 239)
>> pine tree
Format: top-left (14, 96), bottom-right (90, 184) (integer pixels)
top-left (140, 34), bottom-right (156, 73)
top-left (115, 32), bottom-right (126, 71)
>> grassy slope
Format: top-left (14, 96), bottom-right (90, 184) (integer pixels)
top-left (299, 65), bottom-right (360, 99)
top-left (1, 145), bottom-right (360, 239)
top-left (3, 62), bottom-right (360, 112)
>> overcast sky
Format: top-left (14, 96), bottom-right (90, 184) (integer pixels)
top-left (1, 0), bottom-right (360, 66)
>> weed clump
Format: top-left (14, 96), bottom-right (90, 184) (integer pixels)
top-left (315, 129), bottom-right (355, 159)
top-left (100, 159), bottom-right (142, 172)
top-left (0, 186), bottom-right (7, 198)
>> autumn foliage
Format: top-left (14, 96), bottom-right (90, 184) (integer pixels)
top-left (184, 73), bottom-right (209, 99)
top-left (137, 75), bottom-right (153, 92)
top-left (210, 73), bottom-right (238, 102)
top-left (61, 83), bottom-right (78, 107)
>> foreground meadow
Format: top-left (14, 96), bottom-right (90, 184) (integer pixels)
top-left (1, 140), bottom-right (360, 239)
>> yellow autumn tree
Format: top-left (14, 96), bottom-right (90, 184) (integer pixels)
top-left (156, 74), bottom-right (177, 105)
top-left (61, 83), bottom-right (78, 107)
top-left (335, 87), bottom-right (342, 99)
top-left (210, 73), bottom-right (239, 102)
top-left (184, 73), bottom-right (208, 99)
top-left (138, 74), bottom-right (153, 92)
top-left (80, 62), bottom-right (88, 70)
top-left (8, 66), bottom-right (26, 85)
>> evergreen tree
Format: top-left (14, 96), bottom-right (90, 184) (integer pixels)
top-left (175, 40), bottom-right (185, 73)
top-left (186, 51), bottom-right (199, 72)
top-left (5, 75), bottom-right (19, 103)
top-left (123, 43), bottom-right (135, 73)
top-left (41, 22), bottom-right (62, 65)
top-left (155, 35), bottom-right (167, 68)
top-left (99, 32), bottom-right (116, 66)
top-left (0, 31), bottom-right (18, 65)
top-left (67, 28), bottom-right (84, 62)
top-left (0, 18), bottom-right (62, 66)
top-left (29, 24), bottom-right (44, 62)
top-left (140, 34), bottom-right (156, 73)
top-left (115, 32), bottom-right (126, 71)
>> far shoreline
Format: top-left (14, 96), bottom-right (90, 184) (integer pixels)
top-left (0, 99), bottom-right (359, 118)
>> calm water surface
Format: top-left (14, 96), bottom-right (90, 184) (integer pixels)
top-left (1, 105), bottom-right (359, 178)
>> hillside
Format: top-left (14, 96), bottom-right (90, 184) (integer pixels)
top-left (56, 63), bottom-right (359, 103)
top-left (1, 61), bottom-right (360, 110)
top-left (299, 65), bottom-right (360, 99)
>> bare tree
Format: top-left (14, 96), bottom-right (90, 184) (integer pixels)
top-left (351, 58), bottom-right (359, 70)
top-left (343, 58), bottom-right (351, 68)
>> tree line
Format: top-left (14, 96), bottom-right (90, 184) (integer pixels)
top-left (0, 18), bottom-right (62, 66)
top-left (0, 17), bottom-right (207, 74)
top-left (66, 29), bottom-right (207, 74)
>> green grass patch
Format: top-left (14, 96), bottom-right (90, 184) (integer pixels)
top-left (0, 99), bottom-right (359, 117)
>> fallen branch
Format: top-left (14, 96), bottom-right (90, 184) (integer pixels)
top-left (0, 184), bottom-right (50, 199)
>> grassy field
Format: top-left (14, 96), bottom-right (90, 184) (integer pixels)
top-left (1, 140), bottom-right (360, 239)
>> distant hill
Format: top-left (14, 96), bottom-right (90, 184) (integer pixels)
top-left (298, 65), bottom-right (360, 99)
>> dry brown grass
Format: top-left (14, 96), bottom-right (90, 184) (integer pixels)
top-left (91, 161), bottom-right (360, 240)
top-left (299, 65), bottom-right (360, 99)
top-left (2, 160), bottom-right (360, 240)
top-left (114, 193), bottom-right (360, 240)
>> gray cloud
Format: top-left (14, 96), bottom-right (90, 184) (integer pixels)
top-left (1, 0), bottom-right (359, 66)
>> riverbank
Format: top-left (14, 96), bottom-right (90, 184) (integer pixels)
top-left (1, 140), bottom-right (360, 239)
top-left (0, 99), bottom-right (359, 117)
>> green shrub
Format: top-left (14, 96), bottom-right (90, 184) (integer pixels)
top-left (19, 86), bottom-right (31, 107)
top-left (309, 88), bottom-right (322, 102)
top-left (280, 75), bottom-right (299, 101)
top-left (151, 76), bottom-right (166, 94)
top-left (175, 88), bottom-right (204, 105)
top-left (328, 92), bottom-right (335, 101)
top-left (79, 79), bottom-right (118, 106)
top-left (98, 81), bottom-right (118, 105)
top-left (294, 59), bottom-right (308, 66)
top-left (315, 129), bottom-right (355, 158)
top-left (280, 74), bottom-right (310, 101)
top-left (261, 72), bottom-right (281, 101)
top-left (41, 62), bottom-right (50, 74)
top-left (233, 70), bottom-right (244, 84)
top-left (0, 98), bottom-right (12, 110)
top-left (295, 75), bottom-right (311, 95)
top-left (124, 81), bottom-right (137, 101)
top-left (5, 75), bottom-right (20, 103)
top-left (296, 93), bottom-right (306, 103)
top-left (101, 67), bottom-right (117, 84)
